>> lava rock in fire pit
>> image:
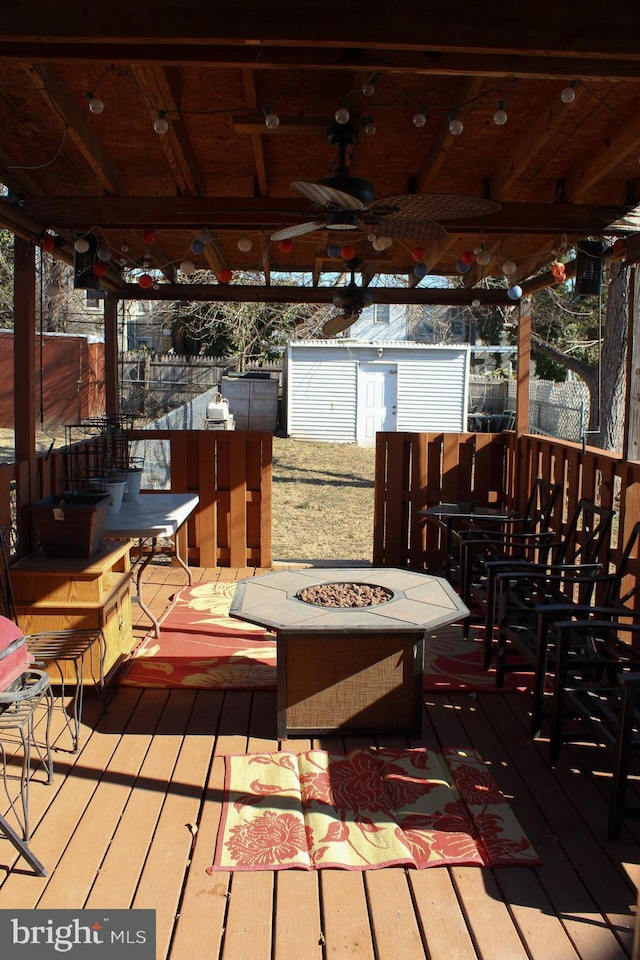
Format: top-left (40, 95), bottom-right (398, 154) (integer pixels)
top-left (297, 582), bottom-right (393, 607)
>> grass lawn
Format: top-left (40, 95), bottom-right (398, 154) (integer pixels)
top-left (272, 437), bottom-right (376, 563)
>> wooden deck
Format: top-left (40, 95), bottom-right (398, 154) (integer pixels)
top-left (1, 557), bottom-right (639, 960)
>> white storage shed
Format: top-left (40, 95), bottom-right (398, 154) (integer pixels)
top-left (286, 341), bottom-right (470, 446)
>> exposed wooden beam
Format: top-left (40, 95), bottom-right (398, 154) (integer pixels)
top-left (565, 108), bottom-right (640, 202)
top-left (120, 282), bottom-right (512, 306)
top-left (3, 6), bottom-right (640, 63)
top-left (412, 76), bottom-right (486, 192)
top-left (242, 72), bottom-right (269, 197)
top-left (490, 83), bottom-right (599, 200)
top-left (20, 197), bottom-right (632, 235)
top-left (132, 65), bottom-right (205, 196)
top-left (4, 45), bottom-right (640, 81)
top-left (24, 63), bottom-right (124, 195)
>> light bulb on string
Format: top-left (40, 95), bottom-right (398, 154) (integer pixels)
top-left (180, 259), bottom-right (195, 275)
top-left (501, 260), bottom-right (516, 276)
top-left (456, 260), bottom-right (471, 274)
top-left (86, 93), bottom-right (104, 114)
top-left (262, 108), bottom-right (280, 129)
top-left (364, 118), bottom-right (376, 136)
top-left (413, 110), bottom-right (427, 128)
top-left (153, 112), bottom-right (169, 134)
top-left (507, 285), bottom-right (523, 300)
top-left (97, 246), bottom-right (112, 262)
top-left (448, 114), bottom-right (463, 136)
top-left (471, 298), bottom-right (481, 308)
top-left (335, 106), bottom-right (350, 124)
top-left (74, 237), bottom-right (90, 254)
top-left (475, 248), bottom-right (491, 266)
top-left (190, 239), bottom-right (205, 255)
top-left (493, 101), bottom-right (508, 125)
top-left (561, 82), bottom-right (578, 103)
top-left (362, 80), bottom-right (376, 97)
top-left (237, 237), bottom-right (253, 252)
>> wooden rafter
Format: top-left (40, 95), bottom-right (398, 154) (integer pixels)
top-left (242, 70), bottom-right (269, 197)
top-left (25, 63), bottom-right (123, 195)
top-left (132, 65), bottom-right (205, 197)
top-left (412, 76), bottom-right (485, 193)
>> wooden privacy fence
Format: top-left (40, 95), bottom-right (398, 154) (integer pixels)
top-left (373, 432), bottom-right (513, 570)
top-left (6, 430), bottom-right (272, 568)
top-left (374, 431), bottom-right (640, 595)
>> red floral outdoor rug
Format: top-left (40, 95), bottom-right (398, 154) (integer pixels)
top-left (117, 582), bottom-right (532, 693)
top-left (117, 581), bottom-right (277, 689)
top-left (209, 747), bottom-right (539, 871)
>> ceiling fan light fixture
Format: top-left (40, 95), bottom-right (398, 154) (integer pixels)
top-left (326, 209), bottom-right (360, 230)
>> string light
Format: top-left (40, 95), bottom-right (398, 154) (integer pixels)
top-left (153, 112), bottom-right (169, 134)
top-left (493, 101), bottom-right (508, 125)
top-left (335, 106), bottom-right (350, 124)
top-left (448, 113), bottom-right (463, 136)
top-left (74, 237), bottom-right (90, 254)
top-left (561, 81), bottom-right (578, 104)
top-left (263, 108), bottom-right (280, 129)
top-left (364, 118), bottom-right (376, 136)
top-left (179, 259), bottom-right (195, 275)
top-left (86, 93), bottom-right (104, 114)
top-left (362, 79), bottom-right (376, 97)
top-left (237, 237), bottom-right (253, 252)
top-left (413, 109), bottom-right (427, 128)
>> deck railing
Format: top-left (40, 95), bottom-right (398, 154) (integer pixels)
top-left (374, 431), bottom-right (640, 597)
top-left (6, 429), bottom-right (273, 568)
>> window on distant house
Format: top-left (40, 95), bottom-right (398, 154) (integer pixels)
top-left (375, 304), bottom-right (390, 324)
top-left (85, 290), bottom-right (103, 311)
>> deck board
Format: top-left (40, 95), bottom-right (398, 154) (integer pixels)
top-left (0, 560), bottom-right (638, 960)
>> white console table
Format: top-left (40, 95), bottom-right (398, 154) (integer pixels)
top-left (105, 493), bottom-right (199, 637)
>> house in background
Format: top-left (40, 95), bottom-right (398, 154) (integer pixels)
top-left (345, 302), bottom-right (475, 345)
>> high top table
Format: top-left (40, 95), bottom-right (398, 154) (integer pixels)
top-left (104, 492), bottom-right (199, 637)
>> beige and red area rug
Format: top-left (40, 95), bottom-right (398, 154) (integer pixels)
top-left (208, 746), bottom-right (539, 871)
top-left (117, 581), bottom-right (532, 692)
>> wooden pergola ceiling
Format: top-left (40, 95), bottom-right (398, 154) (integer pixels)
top-left (0, 5), bottom-right (639, 303)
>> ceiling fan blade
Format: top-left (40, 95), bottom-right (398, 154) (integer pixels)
top-left (292, 181), bottom-right (364, 211)
top-left (358, 212), bottom-right (446, 241)
top-left (367, 193), bottom-right (501, 221)
top-left (270, 220), bottom-right (326, 241)
top-left (322, 311), bottom-right (360, 337)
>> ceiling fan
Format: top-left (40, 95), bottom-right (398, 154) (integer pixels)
top-left (321, 257), bottom-right (373, 337)
top-left (271, 123), bottom-right (501, 244)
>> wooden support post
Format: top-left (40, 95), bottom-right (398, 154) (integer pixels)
top-left (13, 236), bottom-right (37, 506)
top-left (104, 291), bottom-right (119, 418)
top-left (516, 296), bottom-right (531, 437)
top-left (624, 266), bottom-right (640, 462)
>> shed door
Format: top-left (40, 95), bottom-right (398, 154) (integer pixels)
top-left (357, 363), bottom-right (397, 446)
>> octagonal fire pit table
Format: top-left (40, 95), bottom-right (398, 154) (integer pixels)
top-left (230, 568), bottom-right (469, 738)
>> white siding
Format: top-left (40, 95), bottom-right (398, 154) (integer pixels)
top-left (287, 355), bottom-right (358, 442)
top-left (348, 304), bottom-right (407, 341)
top-left (286, 342), bottom-right (469, 443)
top-left (396, 351), bottom-right (468, 432)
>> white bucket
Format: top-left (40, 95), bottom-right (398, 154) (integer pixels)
top-left (87, 477), bottom-right (127, 514)
top-left (123, 467), bottom-right (142, 501)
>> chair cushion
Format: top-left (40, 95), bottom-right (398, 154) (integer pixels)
top-left (0, 616), bottom-right (32, 690)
